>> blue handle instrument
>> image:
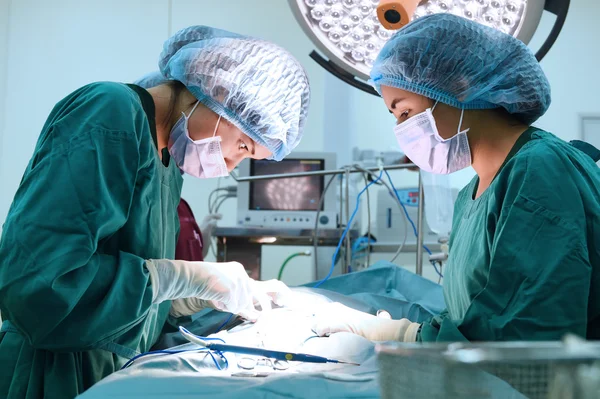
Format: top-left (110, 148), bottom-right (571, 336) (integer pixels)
top-left (179, 326), bottom-right (359, 366)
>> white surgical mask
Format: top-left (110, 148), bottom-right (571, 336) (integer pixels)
top-left (168, 101), bottom-right (229, 179)
top-left (393, 102), bottom-right (471, 174)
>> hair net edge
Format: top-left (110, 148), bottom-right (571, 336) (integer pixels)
top-left (187, 86), bottom-right (284, 161)
top-left (369, 13), bottom-right (551, 125)
top-left (372, 75), bottom-right (499, 111)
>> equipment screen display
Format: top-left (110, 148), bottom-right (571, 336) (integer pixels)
top-left (249, 159), bottom-right (325, 211)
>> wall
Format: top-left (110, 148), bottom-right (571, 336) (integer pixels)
top-left (531, 0), bottom-right (600, 143)
top-left (0, 0), bottom-right (170, 227)
top-left (0, 0), bottom-right (7, 324)
top-left (0, 0), bottom-right (10, 229)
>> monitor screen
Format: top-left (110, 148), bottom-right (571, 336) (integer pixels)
top-left (249, 159), bottom-right (325, 211)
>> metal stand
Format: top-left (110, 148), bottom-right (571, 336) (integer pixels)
top-left (415, 171), bottom-right (425, 276)
top-left (343, 167), bottom-right (351, 274)
top-left (233, 163), bottom-right (425, 275)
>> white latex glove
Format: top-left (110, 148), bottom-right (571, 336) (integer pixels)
top-left (170, 279), bottom-right (291, 319)
top-left (199, 213), bottom-right (222, 258)
top-left (146, 259), bottom-right (291, 321)
top-left (311, 302), bottom-right (420, 342)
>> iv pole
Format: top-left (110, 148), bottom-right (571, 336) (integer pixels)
top-left (232, 163), bottom-right (426, 276)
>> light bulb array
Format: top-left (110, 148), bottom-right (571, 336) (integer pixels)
top-left (298, 0), bottom-right (528, 76)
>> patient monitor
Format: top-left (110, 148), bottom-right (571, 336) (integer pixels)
top-left (237, 152), bottom-right (338, 229)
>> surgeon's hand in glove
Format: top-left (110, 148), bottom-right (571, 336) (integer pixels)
top-left (145, 259), bottom-right (290, 321)
top-left (199, 213), bottom-right (222, 258)
top-left (311, 302), bottom-right (421, 342)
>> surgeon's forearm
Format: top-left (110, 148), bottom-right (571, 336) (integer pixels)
top-left (386, 319), bottom-right (421, 342)
top-left (358, 318), bottom-right (421, 342)
top-left (400, 321), bottom-right (421, 342)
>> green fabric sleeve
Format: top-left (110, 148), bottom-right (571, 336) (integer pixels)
top-left (461, 163), bottom-right (589, 340)
top-left (421, 142), bottom-right (591, 342)
top-left (418, 310), bottom-right (469, 342)
top-left (0, 83), bottom-right (156, 351)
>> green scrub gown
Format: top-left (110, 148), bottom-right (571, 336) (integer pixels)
top-left (0, 82), bottom-right (183, 398)
top-left (419, 128), bottom-right (600, 342)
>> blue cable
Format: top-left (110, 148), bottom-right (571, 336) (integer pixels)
top-left (212, 350), bottom-right (229, 370)
top-left (303, 335), bottom-right (320, 344)
top-left (314, 171), bottom-right (384, 288)
top-left (120, 348), bottom-right (226, 370)
top-left (351, 236), bottom-right (373, 258)
top-left (432, 262), bottom-right (443, 279)
top-left (351, 237), bottom-right (365, 253)
top-left (121, 349), bottom-right (189, 370)
top-left (180, 333), bottom-right (227, 343)
top-left (178, 327), bottom-right (227, 343)
top-left (351, 237), bottom-right (375, 260)
top-left (120, 334), bottom-right (230, 371)
top-left (383, 170), bottom-right (444, 279)
top-left (215, 314), bottom-right (234, 332)
top-left (351, 252), bottom-right (369, 260)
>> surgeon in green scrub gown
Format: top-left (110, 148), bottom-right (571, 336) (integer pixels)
top-left (0, 26), bottom-right (310, 398)
top-left (312, 14), bottom-right (600, 344)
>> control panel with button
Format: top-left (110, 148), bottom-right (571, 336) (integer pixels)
top-left (239, 211), bottom-right (337, 229)
top-left (395, 189), bottom-right (420, 207)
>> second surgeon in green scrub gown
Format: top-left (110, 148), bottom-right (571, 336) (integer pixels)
top-left (0, 26), bottom-right (310, 398)
top-left (312, 14), bottom-right (600, 343)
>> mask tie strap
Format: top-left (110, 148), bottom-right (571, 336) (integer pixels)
top-left (458, 108), bottom-right (466, 133)
top-left (431, 101), bottom-right (439, 112)
top-left (212, 115), bottom-right (223, 138)
top-left (184, 101), bottom-right (201, 119)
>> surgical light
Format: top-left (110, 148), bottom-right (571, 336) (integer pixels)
top-left (288, 0), bottom-right (570, 95)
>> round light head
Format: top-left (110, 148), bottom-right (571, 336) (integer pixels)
top-left (288, 0), bottom-right (545, 81)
